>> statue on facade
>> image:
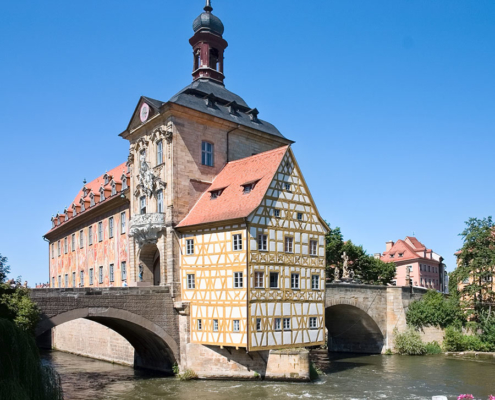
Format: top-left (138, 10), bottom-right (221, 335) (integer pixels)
top-left (405, 266), bottom-right (411, 287)
top-left (333, 266), bottom-right (341, 283)
top-left (341, 251), bottom-right (350, 280)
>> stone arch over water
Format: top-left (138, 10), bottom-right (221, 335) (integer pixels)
top-left (35, 307), bottom-right (178, 373)
top-left (325, 304), bottom-right (385, 354)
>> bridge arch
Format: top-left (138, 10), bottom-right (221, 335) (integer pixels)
top-left (36, 307), bottom-right (178, 373)
top-left (325, 303), bottom-right (385, 354)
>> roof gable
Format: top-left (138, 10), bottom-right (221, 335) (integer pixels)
top-left (126, 96), bottom-right (165, 132)
top-left (177, 146), bottom-right (289, 228)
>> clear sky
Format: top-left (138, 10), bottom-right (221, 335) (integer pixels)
top-left (1, 0), bottom-right (494, 285)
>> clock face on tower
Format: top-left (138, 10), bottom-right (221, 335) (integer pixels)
top-left (140, 103), bottom-right (150, 123)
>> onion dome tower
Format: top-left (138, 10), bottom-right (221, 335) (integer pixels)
top-left (190, 0), bottom-right (228, 84)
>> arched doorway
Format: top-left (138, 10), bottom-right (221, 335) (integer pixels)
top-left (326, 305), bottom-right (384, 353)
top-left (138, 244), bottom-right (161, 286)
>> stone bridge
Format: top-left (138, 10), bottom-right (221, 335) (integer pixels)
top-left (30, 287), bottom-right (179, 373)
top-left (325, 283), bottom-right (427, 353)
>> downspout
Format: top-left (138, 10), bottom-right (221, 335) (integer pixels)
top-left (226, 125), bottom-right (241, 163)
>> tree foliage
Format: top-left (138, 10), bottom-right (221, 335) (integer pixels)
top-left (325, 226), bottom-right (396, 285)
top-left (406, 290), bottom-right (465, 329)
top-left (450, 217), bottom-right (495, 320)
top-left (0, 285), bottom-right (40, 334)
top-left (393, 328), bottom-right (427, 355)
top-left (0, 253), bottom-right (10, 283)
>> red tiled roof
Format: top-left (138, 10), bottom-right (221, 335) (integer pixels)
top-left (405, 236), bottom-right (426, 250)
top-left (47, 162), bottom-right (129, 234)
top-left (381, 236), bottom-right (438, 263)
top-left (177, 146), bottom-right (289, 228)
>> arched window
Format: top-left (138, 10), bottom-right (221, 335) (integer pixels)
top-left (194, 49), bottom-right (201, 70)
top-left (209, 48), bottom-right (219, 71)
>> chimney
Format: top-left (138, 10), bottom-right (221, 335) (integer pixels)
top-left (386, 240), bottom-right (394, 251)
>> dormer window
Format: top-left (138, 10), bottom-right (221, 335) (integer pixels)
top-left (398, 253), bottom-right (404, 258)
top-left (99, 186), bottom-right (105, 202)
top-left (243, 184), bottom-right (254, 194)
top-left (51, 218), bottom-right (55, 228)
top-left (390, 254), bottom-right (394, 258)
top-left (90, 193), bottom-right (95, 207)
top-left (111, 181), bottom-right (117, 196)
top-left (83, 187), bottom-right (88, 197)
top-left (121, 173), bottom-right (128, 190)
top-left (80, 198), bottom-right (85, 212)
top-left (104, 174), bottom-right (109, 185)
top-left (210, 189), bottom-right (223, 199)
top-left (64, 210), bottom-right (69, 221)
top-left (72, 204), bottom-right (77, 217)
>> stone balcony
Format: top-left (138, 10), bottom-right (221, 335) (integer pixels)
top-left (129, 213), bottom-right (167, 247)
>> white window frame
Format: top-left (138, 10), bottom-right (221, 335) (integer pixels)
top-left (274, 209), bottom-right (280, 218)
top-left (233, 234), bottom-right (243, 251)
top-left (254, 271), bottom-right (264, 288)
top-left (98, 266), bottom-right (103, 284)
top-left (71, 234), bottom-right (75, 252)
top-left (57, 241), bottom-right (61, 257)
top-left (270, 272), bottom-right (279, 289)
top-left (310, 240), bottom-right (318, 256)
top-left (121, 262), bottom-right (127, 281)
top-left (309, 317), bottom-right (317, 329)
top-left (157, 190), bottom-right (164, 213)
top-left (121, 212), bottom-right (126, 234)
top-left (51, 243), bottom-right (54, 259)
top-left (58, 275), bottom-right (61, 288)
top-left (140, 196), bottom-right (146, 215)
top-left (256, 318), bottom-right (262, 331)
top-left (89, 268), bottom-right (94, 285)
top-left (297, 212), bottom-right (303, 221)
top-left (64, 237), bottom-right (68, 254)
top-left (197, 319), bottom-right (202, 330)
top-left (291, 273), bottom-right (300, 289)
top-left (80, 230), bottom-right (84, 248)
top-left (80, 271), bottom-right (84, 286)
top-left (98, 222), bottom-right (103, 242)
top-left (64, 274), bottom-right (68, 288)
top-left (109, 217), bottom-right (114, 238)
top-left (201, 141), bottom-right (214, 167)
top-left (284, 182), bottom-right (291, 192)
top-left (213, 319), bottom-right (219, 332)
top-left (283, 318), bottom-right (291, 330)
top-left (312, 274), bottom-right (320, 290)
top-left (258, 234), bottom-right (267, 251)
top-left (72, 272), bottom-right (76, 287)
top-left (285, 236), bottom-right (294, 253)
top-left (88, 226), bottom-right (93, 246)
top-left (233, 320), bottom-right (240, 332)
top-left (234, 272), bottom-right (243, 288)
top-left (157, 140), bottom-right (163, 165)
top-left (110, 264), bottom-right (114, 282)
top-left (274, 318), bottom-right (281, 331)
top-left (187, 274), bottom-right (196, 289)
top-left (186, 239), bottom-right (194, 255)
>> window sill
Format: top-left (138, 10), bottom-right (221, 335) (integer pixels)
top-left (269, 287), bottom-right (280, 290)
top-left (254, 287), bottom-right (264, 289)
top-left (291, 288), bottom-right (300, 291)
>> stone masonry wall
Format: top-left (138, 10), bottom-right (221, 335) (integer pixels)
top-left (52, 318), bottom-right (135, 366)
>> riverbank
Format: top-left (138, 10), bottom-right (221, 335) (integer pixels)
top-left (445, 351), bottom-right (495, 362)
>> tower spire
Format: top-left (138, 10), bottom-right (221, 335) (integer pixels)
top-left (204, 0), bottom-right (213, 13)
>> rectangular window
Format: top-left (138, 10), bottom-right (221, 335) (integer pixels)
top-left (233, 320), bottom-right (240, 332)
top-left (64, 237), bottom-right (68, 254)
top-left (258, 234), bottom-right (267, 251)
top-left (201, 141), bottom-right (214, 166)
top-left (140, 196), bottom-right (146, 215)
top-left (284, 182), bottom-right (291, 192)
top-left (89, 268), bottom-right (94, 285)
top-left (98, 222), bottom-right (103, 242)
top-left (187, 274), bottom-right (196, 289)
top-left (254, 271), bottom-right (264, 288)
top-left (157, 190), bottom-right (164, 213)
top-left (310, 240), bottom-right (318, 256)
top-left (233, 234), bottom-right (242, 251)
top-left (285, 236), bottom-right (294, 253)
top-left (72, 272), bottom-right (76, 287)
top-left (52, 277), bottom-right (55, 287)
top-left (57, 241), bottom-right (61, 256)
top-left (71, 234), bottom-right (75, 252)
top-left (256, 318), bottom-right (261, 331)
top-left (121, 212), bottom-right (126, 234)
top-left (51, 243), bottom-right (54, 259)
top-left (80, 230), bottom-right (84, 248)
top-left (121, 262), bottom-right (127, 281)
top-left (213, 319), bottom-right (219, 332)
top-left (88, 226), bottom-right (93, 246)
top-left (297, 212), bottom-right (303, 221)
top-left (197, 319), bottom-right (202, 330)
top-left (234, 272), bottom-right (243, 288)
top-left (109, 217), bottom-right (114, 238)
top-left (58, 276), bottom-right (61, 288)
top-left (428, 266), bottom-right (431, 272)
top-left (274, 318), bottom-right (281, 331)
top-left (110, 264), bottom-right (114, 282)
top-left (64, 274), bottom-right (68, 288)
top-left (312, 274), bottom-right (320, 290)
top-left (186, 239), bottom-right (194, 255)
top-left (157, 140), bottom-right (163, 165)
top-left (80, 271), bottom-right (84, 286)
top-left (98, 266), bottom-right (103, 284)
top-left (274, 209), bottom-right (280, 218)
top-left (309, 317), bottom-right (317, 329)
top-left (283, 318), bottom-right (291, 330)
top-left (270, 272), bottom-right (279, 288)
top-left (291, 273), bottom-right (300, 289)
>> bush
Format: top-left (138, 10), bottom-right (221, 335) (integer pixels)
top-left (443, 326), bottom-right (494, 352)
top-left (393, 328), bottom-right (427, 355)
top-left (425, 341), bottom-right (442, 354)
top-left (406, 290), bottom-right (465, 329)
top-left (0, 285), bottom-right (40, 333)
top-left (177, 369), bottom-right (198, 381)
top-left (0, 318), bottom-right (63, 400)
top-left (309, 362), bottom-right (323, 380)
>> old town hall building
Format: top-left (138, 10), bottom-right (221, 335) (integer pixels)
top-left (44, 1), bottom-right (328, 357)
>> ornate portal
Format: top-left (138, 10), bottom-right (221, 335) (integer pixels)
top-left (129, 213), bottom-right (167, 247)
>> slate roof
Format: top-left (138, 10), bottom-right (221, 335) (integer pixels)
top-left (177, 146), bottom-right (289, 228)
top-left (169, 79), bottom-right (289, 140)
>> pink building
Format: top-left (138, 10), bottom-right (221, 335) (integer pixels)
top-left (376, 237), bottom-right (445, 292)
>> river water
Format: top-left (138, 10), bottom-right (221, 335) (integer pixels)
top-left (41, 350), bottom-right (495, 400)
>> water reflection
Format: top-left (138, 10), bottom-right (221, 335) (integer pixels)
top-left (42, 350), bottom-right (495, 400)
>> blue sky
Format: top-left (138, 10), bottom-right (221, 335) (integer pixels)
top-left (1, 0), bottom-right (494, 285)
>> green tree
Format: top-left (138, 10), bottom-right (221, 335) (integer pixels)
top-left (0, 286), bottom-right (40, 333)
top-left (325, 226), bottom-right (395, 285)
top-left (0, 253), bottom-right (10, 283)
top-left (450, 217), bottom-right (495, 320)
